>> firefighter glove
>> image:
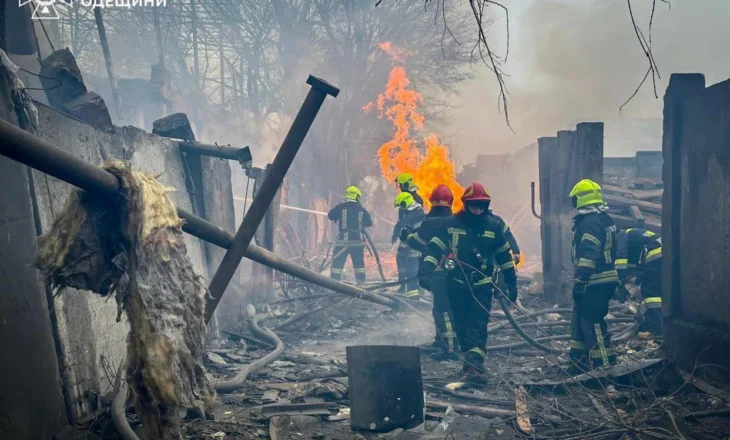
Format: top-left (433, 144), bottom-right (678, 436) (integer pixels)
top-left (507, 283), bottom-right (518, 303)
top-left (399, 226), bottom-right (413, 243)
top-left (513, 253), bottom-right (521, 265)
top-left (391, 232), bottom-right (398, 244)
top-left (572, 281), bottom-right (587, 302)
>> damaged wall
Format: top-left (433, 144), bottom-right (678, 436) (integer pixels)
top-left (661, 73), bottom-right (730, 372)
top-left (27, 102), bottom-right (232, 422)
top-left (0, 61), bottom-right (68, 439)
top-left (538, 123), bottom-right (604, 304)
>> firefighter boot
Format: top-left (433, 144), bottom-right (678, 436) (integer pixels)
top-left (461, 350), bottom-right (488, 387)
top-left (567, 348), bottom-right (591, 376)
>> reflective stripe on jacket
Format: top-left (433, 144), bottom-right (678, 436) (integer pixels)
top-left (572, 210), bottom-right (619, 287)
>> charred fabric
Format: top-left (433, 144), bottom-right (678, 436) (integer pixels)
top-left (2, 77), bottom-right (728, 440)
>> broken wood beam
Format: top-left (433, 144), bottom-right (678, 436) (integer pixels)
top-left (0, 117), bottom-right (397, 313)
top-left (603, 184), bottom-right (663, 201)
top-left (629, 205), bottom-right (645, 227)
top-left (426, 398), bottom-right (517, 419)
top-left (604, 193), bottom-right (662, 213)
top-left (206, 75), bottom-right (339, 322)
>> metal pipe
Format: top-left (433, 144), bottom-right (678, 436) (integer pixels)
top-left (530, 181), bottom-right (541, 219)
top-left (179, 141), bottom-right (252, 166)
top-left (205, 75), bottom-right (339, 322)
top-left (0, 119), bottom-right (120, 196)
top-left (93, 7), bottom-right (122, 118)
top-left (0, 118), bottom-right (395, 312)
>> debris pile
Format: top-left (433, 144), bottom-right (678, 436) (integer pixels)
top-left (36, 161), bottom-right (216, 439)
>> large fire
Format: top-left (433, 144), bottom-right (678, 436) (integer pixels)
top-left (364, 42), bottom-right (465, 212)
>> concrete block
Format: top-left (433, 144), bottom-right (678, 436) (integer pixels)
top-left (152, 112), bottom-right (196, 141)
top-left (40, 49), bottom-right (88, 109)
top-left (62, 92), bottom-right (114, 132)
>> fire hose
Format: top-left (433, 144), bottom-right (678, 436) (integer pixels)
top-left (494, 295), bottom-right (565, 354)
top-left (215, 306), bottom-right (285, 393)
top-left (112, 359), bottom-right (140, 440)
top-left (363, 229), bottom-right (387, 282)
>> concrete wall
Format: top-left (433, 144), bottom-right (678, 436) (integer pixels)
top-left (662, 74), bottom-right (730, 373)
top-left (538, 123), bottom-right (604, 304)
top-left (27, 102), bottom-right (231, 421)
top-left (0, 67), bottom-right (68, 439)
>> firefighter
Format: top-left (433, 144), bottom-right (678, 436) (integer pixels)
top-left (568, 179), bottom-right (620, 373)
top-left (327, 186), bottom-right (373, 285)
top-left (615, 228), bottom-right (663, 336)
top-left (403, 185), bottom-right (459, 358)
top-left (489, 209), bottom-right (522, 294)
top-left (392, 192), bottom-right (426, 297)
top-left (419, 182), bottom-right (518, 385)
top-left (394, 173), bottom-right (425, 206)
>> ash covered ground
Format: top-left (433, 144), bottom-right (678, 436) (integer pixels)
top-left (85, 266), bottom-right (730, 440)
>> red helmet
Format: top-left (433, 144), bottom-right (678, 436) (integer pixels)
top-left (429, 185), bottom-right (454, 207)
top-left (461, 182), bottom-right (491, 203)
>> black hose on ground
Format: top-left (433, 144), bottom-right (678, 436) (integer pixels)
top-left (496, 296), bottom-right (565, 354)
top-left (112, 360), bottom-right (140, 440)
top-left (215, 307), bottom-right (285, 394)
top-left (490, 317), bottom-right (636, 334)
top-left (363, 229), bottom-right (387, 282)
top-left (487, 308), bottom-right (573, 331)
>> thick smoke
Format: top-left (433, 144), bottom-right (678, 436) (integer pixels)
top-left (448, 0), bottom-right (730, 160)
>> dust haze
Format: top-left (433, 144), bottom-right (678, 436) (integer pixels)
top-left (446, 0), bottom-right (730, 160)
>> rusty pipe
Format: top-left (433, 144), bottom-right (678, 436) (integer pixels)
top-left (179, 141), bottom-right (252, 167)
top-left (530, 181), bottom-right (541, 219)
top-left (206, 75), bottom-right (339, 323)
top-left (0, 118), bottom-right (396, 312)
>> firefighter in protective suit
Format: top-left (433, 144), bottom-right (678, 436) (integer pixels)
top-left (393, 192), bottom-right (426, 297)
top-left (328, 186), bottom-right (373, 284)
top-left (419, 183), bottom-right (517, 385)
top-left (489, 210), bottom-right (522, 293)
top-left (395, 173), bottom-right (425, 206)
top-left (615, 228), bottom-right (663, 335)
top-left (403, 185), bottom-right (459, 358)
top-left (568, 179), bottom-right (620, 373)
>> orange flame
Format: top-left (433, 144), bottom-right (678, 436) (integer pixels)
top-left (364, 42), bottom-right (465, 212)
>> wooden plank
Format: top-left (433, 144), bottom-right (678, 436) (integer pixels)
top-left (515, 386), bottom-right (534, 434)
top-left (609, 213), bottom-right (661, 231)
top-left (629, 205), bottom-right (645, 227)
top-left (605, 194), bottom-right (662, 213)
top-left (603, 184), bottom-right (664, 201)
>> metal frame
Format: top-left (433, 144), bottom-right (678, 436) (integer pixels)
top-left (0, 76), bottom-right (396, 325)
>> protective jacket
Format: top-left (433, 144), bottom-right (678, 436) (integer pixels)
top-left (615, 228), bottom-right (662, 281)
top-left (421, 211), bottom-right (516, 287)
top-left (393, 204), bottom-right (426, 243)
top-left (572, 206), bottom-right (619, 287)
top-left (488, 210), bottom-right (520, 255)
top-left (405, 206), bottom-right (451, 257)
top-left (328, 201), bottom-right (373, 244)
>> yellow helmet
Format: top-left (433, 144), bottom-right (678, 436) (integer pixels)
top-left (395, 173), bottom-right (414, 191)
top-left (394, 192), bottom-right (415, 208)
top-left (345, 186), bottom-right (362, 202)
top-left (569, 179), bottom-right (604, 208)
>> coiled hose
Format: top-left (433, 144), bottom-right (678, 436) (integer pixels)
top-left (215, 309), bottom-right (285, 393)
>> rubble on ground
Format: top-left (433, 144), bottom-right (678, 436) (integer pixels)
top-left (72, 252), bottom-right (730, 439)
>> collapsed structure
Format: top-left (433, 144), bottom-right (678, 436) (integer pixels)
top-left (1, 4), bottom-right (730, 440)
